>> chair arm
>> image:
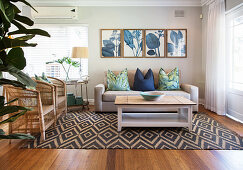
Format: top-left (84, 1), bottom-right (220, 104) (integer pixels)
top-left (47, 77), bottom-right (66, 96)
top-left (94, 84), bottom-right (105, 112)
top-left (34, 80), bottom-right (55, 105)
top-left (181, 84), bottom-right (199, 112)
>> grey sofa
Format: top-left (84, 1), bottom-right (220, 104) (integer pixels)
top-left (95, 69), bottom-right (199, 112)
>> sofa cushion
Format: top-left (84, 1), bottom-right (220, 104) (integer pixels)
top-left (133, 68), bottom-right (155, 91)
top-left (103, 90), bottom-right (190, 102)
top-left (103, 91), bottom-right (141, 102)
top-left (155, 90), bottom-right (190, 99)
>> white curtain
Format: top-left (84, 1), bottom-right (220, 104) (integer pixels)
top-left (204, 0), bottom-right (226, 115)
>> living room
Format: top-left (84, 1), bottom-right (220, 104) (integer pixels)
top-left (0, 0), bottom-right (242, 169)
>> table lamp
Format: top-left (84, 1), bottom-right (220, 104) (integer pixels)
top-left (71, 47), bottom-right (89, 80)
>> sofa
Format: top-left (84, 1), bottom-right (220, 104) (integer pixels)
top-left (94, 69), bottom-right (199, 113)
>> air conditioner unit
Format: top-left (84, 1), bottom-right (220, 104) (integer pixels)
top-left (31, 7), bottom-right (78, 20)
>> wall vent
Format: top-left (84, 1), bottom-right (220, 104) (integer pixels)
top-left (174, 10), bottom-right (184, 17)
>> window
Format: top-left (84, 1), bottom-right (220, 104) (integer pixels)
top-left (231, 16), bottom-right (243, 91)
top-left (23, 25), bottom-right (88, 79)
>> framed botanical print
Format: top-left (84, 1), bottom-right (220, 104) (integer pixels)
top-left (167, 29), bottom-right (187, 58)
top-left (123, 29), bottom-right (143, 57)
top-left (145, 29), bottom-right (166, 57)
top-left (100, 29), bottom-right (121, 58)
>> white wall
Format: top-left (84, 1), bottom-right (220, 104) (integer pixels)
top-left (226, 0), bottom-right (243, 11)
top-left (25, 6), bottom-right (203, 100)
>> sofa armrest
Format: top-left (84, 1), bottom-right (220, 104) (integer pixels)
top-left (181, 84), bottom-right (199, 112)
top-left (94, 84), bottom-right (105, 112)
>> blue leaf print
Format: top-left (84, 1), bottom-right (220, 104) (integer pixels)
top-left (102, 47), bottom-right (114, 57)
top-left (146, 33), bottom-right (160, 50)
top-left (102, 30), bottom-right (121, 57)
top-left (140, 41), bottom-right (143, 51)
top-left (124, 30), bottom-right (135, 49)
top-left (167, 43), bottom-right (175, 53)
top-left (178, 30), bottom-right (183, 40)
top-left (147, 50), bottom-right (156, 55)
top-left (170, 31), bottom-right (178, 47)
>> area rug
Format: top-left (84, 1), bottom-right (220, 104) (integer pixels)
top-left (22, 111), bottom-right (243, 149)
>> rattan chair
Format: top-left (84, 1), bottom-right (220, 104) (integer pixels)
top-left (47, 77), bottom-right (67, 118)
top-left (4, 85), bottom-right (56, 141)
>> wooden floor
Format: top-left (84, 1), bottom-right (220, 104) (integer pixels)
top-left (0, 105), bottom-right (243, 170)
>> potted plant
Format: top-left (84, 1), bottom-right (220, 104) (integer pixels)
top-left (0, 0), bottom-right (50, 139)
top-left (46, 57), bottom-right (79, 81)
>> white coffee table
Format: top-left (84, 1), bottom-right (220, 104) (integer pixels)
top-left (114, 96), bottom-right (196, 132)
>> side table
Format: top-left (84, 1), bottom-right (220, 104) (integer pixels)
top-left (66, 79), bottom-right (89, 110)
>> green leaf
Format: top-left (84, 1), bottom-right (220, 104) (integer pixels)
top-left (12, 19), bottom-right (26, 30)
top-left (17, 0), bottom-right (37, 13)
top-left (0, 78), bottom-right (26, 88)
top-left (4, 98), bottom-right (18, 105)
top-left (0, 37), bottom-right (37, 51)
top-left (15, 34), bottom-right (35, 41)
top-left (15, 14), bottom-right (34, 26)
top-left (0, 105), bottom-right (30, 117)
top-left (6, 65), bottom-right (37, 87)
top-left (0, 96), bottom-right (4, 108)
top-left (6, 47), bottom-right (26, 70)
top-left (0, 65), bottom-right (36, 87)
top-left (8, 29), bottom-right (50, 37)
top-left (0, 110), bottom-right (27, 125)
top-left (0, 133), bottom-right (35, 139)
top-left (4, 1), bottom-right (15, 22)
top-left (0, 0), bottom-right (10, 23)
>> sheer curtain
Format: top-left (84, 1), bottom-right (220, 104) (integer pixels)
top-left (204, 0), bottom-right (226, 115)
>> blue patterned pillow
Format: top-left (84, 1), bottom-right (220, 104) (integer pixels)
top-left (106, 69), bottom-right (130, 91)
top-left (158, 67), bottom-right (180, 91)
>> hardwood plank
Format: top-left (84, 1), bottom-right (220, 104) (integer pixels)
top-left (0, 105), bottom-right (242, 170)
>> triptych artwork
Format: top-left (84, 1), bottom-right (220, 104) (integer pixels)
top-left (100, 29), bottom-right (187, 58)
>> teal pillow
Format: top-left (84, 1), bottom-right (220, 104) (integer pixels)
top-left (107, 69), bottom-right (130, 91)
top-left (158, 67), bottom-right (180, 91)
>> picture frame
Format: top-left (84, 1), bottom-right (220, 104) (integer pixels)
top-left (166, 29), bottom-right (187, 58)
top-left (123, 29), bottom-right (144, 58)
top-left (145, 29), bottom-right (166, 58)
top-left (100, 29), bottom-right (122, 58)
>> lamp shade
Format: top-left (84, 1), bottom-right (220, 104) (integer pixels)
top-left (71, 47), bottom-right (89, 58)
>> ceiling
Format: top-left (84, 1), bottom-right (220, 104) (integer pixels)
top-left (28, 0), bottom-right (203, 6)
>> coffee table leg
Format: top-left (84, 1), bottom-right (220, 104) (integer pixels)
top-left (118, 107), bottom-right (122, 131)
top-left (188, 106), bottom-right (192, 131)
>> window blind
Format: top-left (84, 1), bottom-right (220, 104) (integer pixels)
top-left (23, 25), bottom-right (88, 79)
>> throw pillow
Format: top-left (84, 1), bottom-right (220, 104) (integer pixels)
top-left (133, 68), bottom-right (155, 91)
top-left (106, 69), bottom-right (130, 91)
top-left (158, 67), bottom-right (180, 91)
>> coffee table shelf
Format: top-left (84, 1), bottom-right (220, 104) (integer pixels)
top-left (115, 96), bottom-right (196, 131)
top-left (122, 113), bottom-right (188, 127)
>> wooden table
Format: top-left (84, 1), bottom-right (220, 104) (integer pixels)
top-left (115, 96), bottom-right (196, 132)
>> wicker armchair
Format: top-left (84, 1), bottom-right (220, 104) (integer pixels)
top-left (4, 85), bottom-right (56, 141)
top-left (47, 77), bottom-right (67, 118)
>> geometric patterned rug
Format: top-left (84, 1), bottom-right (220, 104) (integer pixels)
top-left (22, 111), bottom-right (243, 150)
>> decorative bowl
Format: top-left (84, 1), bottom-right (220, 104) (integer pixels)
top-left (140, 92), bottom-right (165, 101)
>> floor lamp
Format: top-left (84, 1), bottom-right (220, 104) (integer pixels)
top-left (71, 47), bottom-right (89, 81)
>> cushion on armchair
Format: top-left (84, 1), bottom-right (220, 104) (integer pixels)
top-left (133, 68), bottom-right (155, 91)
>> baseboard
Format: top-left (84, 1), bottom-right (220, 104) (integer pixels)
top-left (89, 99), bottom-right (94, 105)
top-left (199, 98), bottom-right (205, 105)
